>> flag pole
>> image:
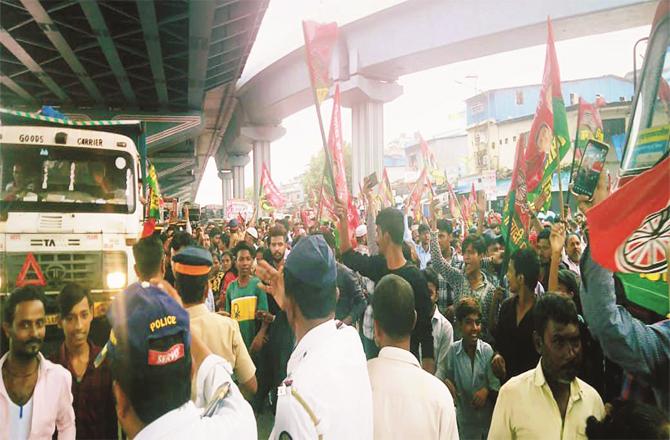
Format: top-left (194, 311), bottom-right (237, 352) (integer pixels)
top-left (555, 137), bottom-right (565, 219)
top-left (302, 23), bottom-right (339, 203)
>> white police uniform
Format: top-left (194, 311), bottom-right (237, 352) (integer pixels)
top-left (270, 320), bottom-right (373, 439)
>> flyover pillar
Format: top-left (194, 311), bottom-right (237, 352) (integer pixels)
top-left (219, 170), bottom-right (233, 210)
top-left (227, 154), bottom-right (250, 200)
top-left (242, 125), bottom-right (286, 204)
top-left (340, 76), bottom-right (402, 196)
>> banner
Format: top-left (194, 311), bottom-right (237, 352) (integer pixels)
top-left (524, 17), bottom-right (570, 210)
top-left (302, 21), bottom-right (338, 104)
top-left (419, 134), bottom-right (446, 185)
top-left (502, 132), bottom-right (532, 254)
top-left (587, 156), bottom-right (670, 274)
top-left (259, 164), bottom-right (286, 212)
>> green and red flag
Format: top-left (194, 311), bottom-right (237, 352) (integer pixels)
top-left (502, 132), bottom-right (532, 254)
top-left (419, 133), bottom-right (446, 185)
top-left (302, 20), bottom-right (338, 104)
top-left (587, 156), bottom-right (670, 274)
top-left (259, 164), bottom-right (286, 212)
top-left (141, 163), bottom-right (162, 238)
top-left (570, 97), bottom-right (605, 177)
top-left (524, 17), bottom-right (570, 211)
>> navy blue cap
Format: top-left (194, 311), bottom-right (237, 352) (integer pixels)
top-left (95, 283), bottom-right (190, 371)
top-left (228, 219), bottom-right (239, 228)
top-left (285, 235), bottom-right (336, 289)
top-left (172, 246), bottom-right (212, 276)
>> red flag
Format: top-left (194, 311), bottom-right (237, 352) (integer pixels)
top-left (574, 98), bottom-right (604, 163)
top-left (378, 168), bottom-right (394, 208)
top-left (501, 132), bottom-right (532, 252)
top-left (407, 168), bottom-right (428, 218)
top-left (446, 179), bottom-right (464, 220)
top-left (259, 164), bottom-right (286, 211)
top-left (302, 21), bottom-right (338, 104)
top-left (469, 182), bottom-right (476, 206)
top-left (327, 85), bottom-right (358, 236)
top-left (461, 195), bottom-right (471, 227)
top-left (587, 156), bottom-right (670, 274)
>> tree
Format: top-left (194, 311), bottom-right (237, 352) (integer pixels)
top-left (301, 143), bottom-right (352, 200)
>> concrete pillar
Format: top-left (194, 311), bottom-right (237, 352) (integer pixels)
top-left (232, 166), bottom-right (245, 199)
top-left (351, 101), bottom-right (384, 198)
top-left (219, 170), bottom-right (233, 209)
top-left (226, 154), bottom-right (250, 200)
top-left (340, 75), bottom-right (402, 197)
top-left (242, 125), bottom-right (286, 204)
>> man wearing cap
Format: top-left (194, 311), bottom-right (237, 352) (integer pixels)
top-left (228, 219), bottom-right (245, 249)
top-left (257, 235), bottom-right (373, 439)
top-left (172, 246), bottom-right (258, 402)
top-left (355, 224), bottom-right (369, 255)
top-left (245, 227), bottom-right (259, 250)
top-left (98, 282), bottom-right (256, 439)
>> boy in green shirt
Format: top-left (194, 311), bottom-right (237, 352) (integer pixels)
top-left (226, 241), bottom-right (269, 351)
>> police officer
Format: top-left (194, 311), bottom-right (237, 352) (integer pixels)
top-left (95, 281), bottom-right (257, 439)
top-left (257, 235), bottom-right (373, 439)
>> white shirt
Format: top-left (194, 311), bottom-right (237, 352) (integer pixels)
top-left (271, 320), bottom-right (373, 439)
top-left (8, 397), bottom-right (33, 440)
top-left (415, 243), bottom-right (432, 270)
top-left (432, 308), bottom-right (454, 381)
top-left (489, 360), bottom-right (605, 440)
top-left (135, 355), bottom-right (256, 440)
top-left (367, 347), bottom-right (459, 440)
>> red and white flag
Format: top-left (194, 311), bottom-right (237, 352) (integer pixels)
top-left (587, 156), bottom-right (670, 274)
top-left (259, 164), bottom-right (286, 211)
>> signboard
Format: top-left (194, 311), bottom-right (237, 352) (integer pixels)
top-left (226, 199), bottom-right (253, 219)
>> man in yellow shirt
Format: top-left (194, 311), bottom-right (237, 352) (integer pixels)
top-left (489, 294), bottom-right (605, 439)
top-left (172, 245), bottom-right (257, 401)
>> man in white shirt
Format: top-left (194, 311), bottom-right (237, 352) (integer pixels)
top-left (367, 274), bottom-right (458, 440)
top-left (489, 294), bottom-right (605, 439)
top-left (1, 286), bottom-right (75, 440)
top-left (96, 282), bottom-right (257, 439)
top-left (257, 235), bottom-right (373, 439)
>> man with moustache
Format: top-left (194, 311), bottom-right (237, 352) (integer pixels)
top-left (1, 286), bottom-right (75, 439)
top-left (489, 294), bottom-right (605, 439)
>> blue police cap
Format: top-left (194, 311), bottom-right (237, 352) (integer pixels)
top-left (95, 283), bottom-right (190, 373)
top-left (172, 246), bottom-right (212, 276)
top-left (285, 235), bottom-right (336, 289)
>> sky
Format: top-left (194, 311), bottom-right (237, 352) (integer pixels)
top-left (195, 0), bottom-right (651, 206)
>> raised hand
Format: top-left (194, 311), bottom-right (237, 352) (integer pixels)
top-left (550, 222), bottom-right (566, 255)
top-left (256, 260), bottom-right (286, 310)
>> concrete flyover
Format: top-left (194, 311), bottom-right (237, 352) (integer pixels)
top-left (227, 0), bottom-right (658, 197)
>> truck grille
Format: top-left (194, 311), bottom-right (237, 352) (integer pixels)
top-left (4, 252), bottom-right (103, 293)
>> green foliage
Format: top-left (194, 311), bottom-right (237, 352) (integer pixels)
top-left (301, 143), bottom-right (352, 198)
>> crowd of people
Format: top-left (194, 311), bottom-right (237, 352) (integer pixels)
top-left (1, 174), bottom-right (669, 439)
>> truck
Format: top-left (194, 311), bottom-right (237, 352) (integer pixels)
top-left (614, 0), bottom-right (669, 317)
top-left (0, 108), bottom-right (146, 328)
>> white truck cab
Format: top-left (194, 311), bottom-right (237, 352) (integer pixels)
top-left (0, 110), bottom-right (144, 318)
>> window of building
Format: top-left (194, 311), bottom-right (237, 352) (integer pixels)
top-left (513, 135), bottom-right (517, 142)
top-left (505, 138), bottom-right (508, 144)
top-left (491, 141), bottom-right (495, 148)
top-left (471, 102), bottom-right (484, 114)
top-left (570, 93), bottom-right (579, 105)
top-left (515, 90), bottom-right (524, 105)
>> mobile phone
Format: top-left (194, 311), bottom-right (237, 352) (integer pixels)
top-left (364, 172), bottom-right (379, 189)
top-left (572, 139), bottom-right (609, 198)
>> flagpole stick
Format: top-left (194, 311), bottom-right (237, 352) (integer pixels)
top-left (556, 160), bottom-right (565, 220)
top-left (566, 101), bottom-right (583, 207)
top-left (302, 24), bottom-right (339, 203)
top-left (316, 169), bottom-right (326, 224)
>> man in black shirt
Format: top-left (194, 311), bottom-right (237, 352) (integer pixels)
top-left (493, 248), bottom-right (541, 381)
top-left (335, 202), bottom-right (435, 373)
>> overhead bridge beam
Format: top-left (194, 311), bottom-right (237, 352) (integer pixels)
top-left (20, 0), bottom-right (104, 104)
top-left (137, 0), bottom-right (168, 106)
top-left (0, 74), bottom-right (36, 102)
top-left (157, 159), bottom-right (196, 178)
top-left (79, 0), bottom-right (136, 105)
top-left (162, 176), bottom-right (196, 193)
top-left (0, 28), bottom-right (69, 101)
top-left (187, 0), bottom-right (216, 109)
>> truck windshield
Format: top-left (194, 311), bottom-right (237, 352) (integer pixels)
top-left (622, 20), bottom-right (670, 174)
top-left (0, 144), bottom-right (136, 214)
